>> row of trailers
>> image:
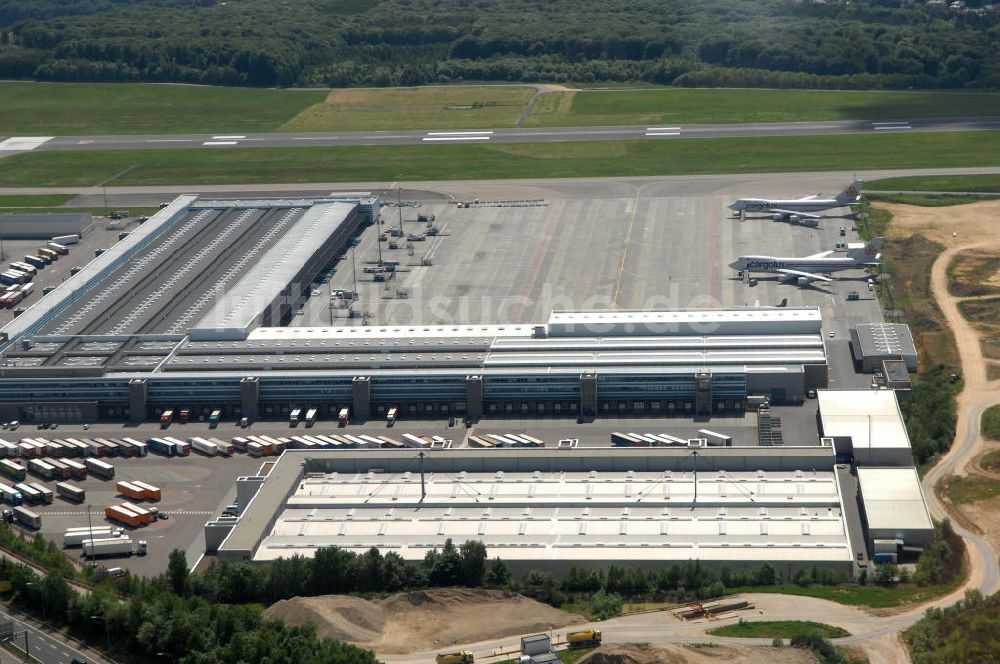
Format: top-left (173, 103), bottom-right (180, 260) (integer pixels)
top-left (0, 478), bottom-right (83, 508)
top-left (0, 436), bottom-right (148, 460)
top-left (468, 433), bottom-right (544, 449)
top-left (233, 432), bottom-right (451, 454)
top-left (611, 430), bottom-right (734, 447)
top-left (1, 456), bottom-right (115, 482)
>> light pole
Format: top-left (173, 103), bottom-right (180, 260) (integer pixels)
top-left (396, 173), bottom-right (405, 237)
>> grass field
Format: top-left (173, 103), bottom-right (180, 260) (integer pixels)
top-left (946, 474), bottom-right (1000, 504)
top-left (867, 174), bottom-right (1000, 193)
top-left (280, 86), bottom-right (535, 131)
top-left (706, 620), bottom-right (848, 639)
top-left (0, 82), bottom-right (325, 135)
top-left (525, 88), bottom-right (1000, 127)
top-left (0, 194), bottom-right (74, 208)
top-left (0, 131), bottom-right (997, 187)
top-left (982, 406), bottom-right (1000, 441)
top-left (866, 193), bottom-right (996, 207)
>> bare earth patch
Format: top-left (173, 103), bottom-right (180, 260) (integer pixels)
top-left (578, 643), bottom-right (813, 664)
top-left (265, 587), bottom-right (584, 654)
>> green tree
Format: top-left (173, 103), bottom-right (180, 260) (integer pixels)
top-left (484, 557), bottom-right (511, 587)
top-left (167, 549), bottom-right (190, 597)
top-left (458, 540), bottom-right (487, 587)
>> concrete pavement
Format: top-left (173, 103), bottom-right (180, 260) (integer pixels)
top-left (0, 603), bottom-right (110, 664)
top-left (1, 116), bottom-right (998, 156)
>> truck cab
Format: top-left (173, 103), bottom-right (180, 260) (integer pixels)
top-left (160, 410), bottom-right (174, 428)
top-left (289, 409), bottom-right (301, 427)
top-left (338, 408), bottom-right (349, 427)
top-left (209, 410), bottom-right (221, 428)
top-left (178, 409), bottom-right (191, 424)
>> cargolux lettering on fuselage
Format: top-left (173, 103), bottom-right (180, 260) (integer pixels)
top-left (746, 260), bottom-right (784, 270)
top-left (743, 201), bottom-right (775, 211)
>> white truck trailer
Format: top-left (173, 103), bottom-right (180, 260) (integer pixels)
top-left (81, 537), bottom-right (147, 558)
top-left (64, 527), bottom-right (125, 547)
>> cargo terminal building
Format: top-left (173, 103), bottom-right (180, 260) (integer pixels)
top-left (0, 196), bottom-right (828, 423)
top-left (213, 447), bottom-right (860, 577)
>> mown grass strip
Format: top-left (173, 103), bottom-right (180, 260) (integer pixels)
top-left (0, 131), bottom-right (997, 187)
top-left (707, 620), bottom-right (849, 639)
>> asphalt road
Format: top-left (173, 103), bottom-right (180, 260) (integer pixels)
top-left (4, 116), bottom-right (999, 154)
top-left (0, 604), bottom-right (108, 664)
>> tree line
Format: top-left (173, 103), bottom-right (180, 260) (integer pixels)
top-left (0, 0), bottom-right (998, 88)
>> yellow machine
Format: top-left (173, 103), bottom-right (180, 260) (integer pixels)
top-left (566, 629), bottom-right (602, 647)
top-left (436, 651), bottom-right (474, 664)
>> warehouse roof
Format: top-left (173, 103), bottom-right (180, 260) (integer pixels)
top-left (817, 389), bottom-right (911, 450)
top-left (853, 323), bottom-right (916, 358)
top-left (190, 201), bottom-right (357, 338)
top-left (857, 467), bottom-right (933, 533)
top-left (252, 467), bottom-right (851, 563)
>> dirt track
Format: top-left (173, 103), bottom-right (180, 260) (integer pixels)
top-left (577, 643), bottom-right (812, 664)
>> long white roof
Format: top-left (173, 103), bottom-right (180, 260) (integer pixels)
top-left (857, 467), bottom-right (933, 533)
top-left (817, 389), bottom-right (911, 450)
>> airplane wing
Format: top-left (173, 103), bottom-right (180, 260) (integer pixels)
top-left (776, 268), bottom-right (833, 283)
top-left (770, 208), bottom-right (821, 219)
top-left (803, 250), bottom-right (834, 259)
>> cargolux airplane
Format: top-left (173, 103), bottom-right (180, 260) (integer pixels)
top-left (729, 237), bottom-right (883, 286)
top-left (727, 180), bottom-right (863, 225)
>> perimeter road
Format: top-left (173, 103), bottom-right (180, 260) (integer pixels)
top-left (2, 116), bottom-right (999, 154)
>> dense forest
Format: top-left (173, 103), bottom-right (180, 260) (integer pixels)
top-left (0, 0), bottom-right (998, 89)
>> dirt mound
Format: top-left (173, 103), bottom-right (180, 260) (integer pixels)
top-left (265, 587), bottom-right (584, 654)
top-left (579, 644), bottom-right (813, 664)
top-left (266, 595), bottom-right (386, 643)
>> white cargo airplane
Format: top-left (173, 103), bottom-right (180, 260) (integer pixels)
top-left (729, 237), bottom-right (883, 286)
top-left (728, 180), bottom-right (863, 225)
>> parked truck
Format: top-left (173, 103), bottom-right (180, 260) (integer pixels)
top-left (146, 438), bottom-right (176, 457)
top-left (56, 481), bottom-right (85, 503)
top-left (64, 527), bottom-right (124, 547)
top-left (304, 408), bottom-right (318, 428)
top-left (209, 410), bottom-right (222, 428)
top-left (116, 481), bottom-right (147, 501)
top-left (130, 480), bottom-right (161, 501)
top-left (85, 457), bottom-right (115, 479)
top-left (12, 506), bottom-right (41, 530)
top-left (436, 653), bottom-right (473, 664)
top-left (387, 407), bottom-right (398, 427)
top-left (338, 408), bottom-right (349, 427)
top-left (566, 629), bottom-right (602, 648)
top-left (81, 537), bottom-right (147, 558)
top-left (0, 482), bottom-right (23, 506)
top-left (159, 410), bottom-right (174, 428)
top-left (190, 437), bottom-right (218, 456)
top-left (289, 409), bottom-right (301, 427)
top-left (105, 505), bottom-right (143, 527)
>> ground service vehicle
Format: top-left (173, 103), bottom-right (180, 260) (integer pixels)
top-left (387, 407), bottom-right (398, 426)
top-left (436, 653), bottom-right (473, 664)
top-left (81, 538), bottom-right (147, 558)
top-left (289, 409), bottom-right (301, 427)
top-left (0, 483), bottom-right (23, 506)
top-left (56, 482), bottom-right (86, 503)
top-left (85, 458), bottom-right (115, 479)
top-left (305, 408), bottom-right (318, 427)
top-left (209, 410), bottom-right (221, 428)
top-left (567, 630), bottom-right (602, 647)
top-left (13, 506), bottom-right (41, 529)
top-left (0, 460), bottom-right (25, 482)
top-left (339, 408), bottom-right (349, 426)
top-left (160, 410), bottom-right (173, 428)
top-left (64, 527), bottom-right (124, 547)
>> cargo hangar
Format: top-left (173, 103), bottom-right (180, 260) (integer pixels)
top-left (0, 196), bottom-right (831, 424)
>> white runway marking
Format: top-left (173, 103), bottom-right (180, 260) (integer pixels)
top-left (645, 127), bottom-right (682, 137)
top-left (212, 135), bottom-right (247, 139)
top-left (202, 141), bottom-right (239, 146)
top-left (147, 139), bottom-right (193, 143)
top-left (422, 130), bottom-right (493, 142)
top-left (0, 136), bottom-right (54, 151)
top-left (872, 122), bottom-right (911, 130)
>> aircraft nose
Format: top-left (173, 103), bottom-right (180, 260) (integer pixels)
top-left (728, 259), bottom-right (741, 269)
top-left (726, 201), bottom-right (739, 210)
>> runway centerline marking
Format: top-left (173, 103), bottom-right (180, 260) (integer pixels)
top-left (202, 141), bottom-right (239, 146)
top-left (212, 135), bottom-right (247, 139)
top-left (645, 126), bottom-right (682, 137)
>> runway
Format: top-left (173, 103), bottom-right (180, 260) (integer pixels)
top-left (2, 116), bottom-right (999, 154)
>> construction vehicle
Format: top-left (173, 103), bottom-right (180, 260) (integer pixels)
top-left (566, 629), bottom-right (602, 648)
top-left (436, 652), bottom-right (473, 664)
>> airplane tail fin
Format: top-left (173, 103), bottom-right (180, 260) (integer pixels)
top-left (849, 236), bottom-right (884, 262)
top-left (836, 180), bottom-right (863, 204)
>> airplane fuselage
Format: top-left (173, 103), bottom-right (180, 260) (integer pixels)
top-left (730, 198), bottom-right (842, 213)
top-left (733, 256), bottom-right (869, 274)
